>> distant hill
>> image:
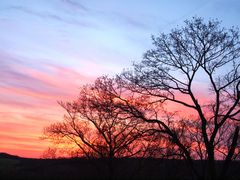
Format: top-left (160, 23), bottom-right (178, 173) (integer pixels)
top-left (0, 152), bottom-right (21, 159)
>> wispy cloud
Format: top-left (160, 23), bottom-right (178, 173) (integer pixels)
top-left (7, 5), bottom-right (94, 28)
top-left (0, 51), bottom-right (93, 98)
top-left (110, 11), bottom-right (150, 30)
top-left (90, 9), bottom-right (150, 30)
top-left (0, 51), bottom-right (95, 157)
top-left (60, 0), bottom-right (88, 11)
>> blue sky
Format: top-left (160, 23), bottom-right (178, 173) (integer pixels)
top-left (0, 0), bottom-right (240, 157)
top-left (1, 0), bottom-right (239, 76)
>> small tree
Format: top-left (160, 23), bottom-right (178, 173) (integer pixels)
top-left (41, 147), bottom-right (57, 159)
top-left (120, 17), bottom-right (240, 180)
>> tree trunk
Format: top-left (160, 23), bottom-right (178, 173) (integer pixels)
top-left (107, 153), bottom-right (114, 180)
top-left (207, 147), bottom-right (216, 180)
top-left (220, 126), bottom-right (239, 179)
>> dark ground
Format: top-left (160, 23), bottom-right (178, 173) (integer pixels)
top-left (0, 153), bottom-right (240, 180)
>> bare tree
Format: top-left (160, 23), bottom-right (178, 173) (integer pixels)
top-left (41, 147), bottom-right (57, 159)
top-left (43, 76), bottom-right (152, 177)
top-left (119, 17), bottom-right (240, 180)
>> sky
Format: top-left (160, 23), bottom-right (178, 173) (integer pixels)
top-left (0, 0), bottom-right (240, 158)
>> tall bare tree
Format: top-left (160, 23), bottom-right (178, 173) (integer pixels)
top-left (119, 17), bottom-right (240, 180)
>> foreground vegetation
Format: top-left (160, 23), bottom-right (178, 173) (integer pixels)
top-left (1, 154), bottom-right (240, 180)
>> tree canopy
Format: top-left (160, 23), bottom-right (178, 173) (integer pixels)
top-left (120, 17), bottom-right (240, 180)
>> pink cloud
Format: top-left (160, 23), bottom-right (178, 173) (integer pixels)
top-left (0, 52), bottom-right (96, 158)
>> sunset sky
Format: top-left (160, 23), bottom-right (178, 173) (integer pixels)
top-left (0, 0), bottom-right (240, 158)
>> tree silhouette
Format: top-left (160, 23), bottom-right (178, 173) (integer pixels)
top-left (41, 147), bottom-right (57, 159)
top-left (119, 17), bottom-right (240, 180)
top-left (43, 76), bottom-right (152, 177)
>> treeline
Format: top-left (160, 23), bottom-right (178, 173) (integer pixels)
top-left (2, 157), bottom-right (240, 180)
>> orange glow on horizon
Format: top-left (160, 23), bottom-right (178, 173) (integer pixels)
top-left (0, 64), bottom-right (96, 158)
